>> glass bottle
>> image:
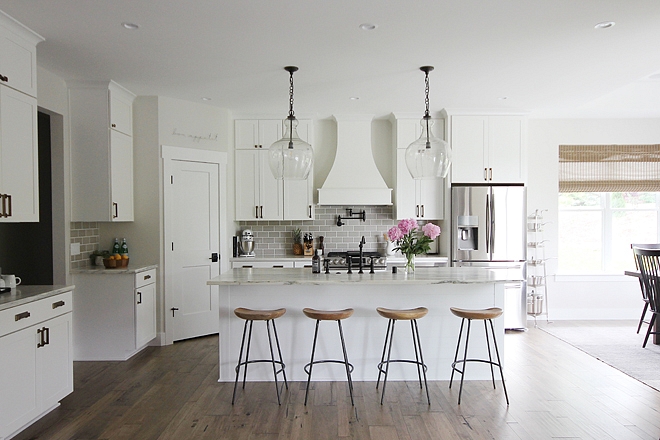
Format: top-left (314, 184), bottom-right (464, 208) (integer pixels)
top-left (312, 249), bottom-right (321, 273)
top-left (112, 238), bottom-right (121, 255)
top-left (120, 238), bottom-right (129, 255)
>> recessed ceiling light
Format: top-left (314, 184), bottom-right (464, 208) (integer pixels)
top-left (594, 21), bottom-right (615, 29)
top-left (349, 96), bottom-right (360, 101)
top-left (201, 97), bottom-right (212, 101)
top-left (498, 96), bottom-right (508, 100)
top-left (359, 23), bottom-right (377, 31)
top-left (121, 22), bottom-right (139, 30)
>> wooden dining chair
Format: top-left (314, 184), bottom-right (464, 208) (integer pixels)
top-left (632, 246), bottom-right (660, 348)
top-left (631, 244), bottom-right (660, 334)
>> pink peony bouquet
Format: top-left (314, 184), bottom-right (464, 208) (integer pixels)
top-left (387, 219), bottom-right (441, 272)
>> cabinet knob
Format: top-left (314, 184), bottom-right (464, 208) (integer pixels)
top-left (0, 74), bottom-right (8, 82)
top-left (111, 123), bottom-right (117, 128)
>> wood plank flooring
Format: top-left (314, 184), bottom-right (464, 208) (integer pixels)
top-left (12, 326), bottom-right (660, 439)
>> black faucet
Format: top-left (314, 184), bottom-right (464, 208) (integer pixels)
top-left (358, 236), bottom-right (366, 274)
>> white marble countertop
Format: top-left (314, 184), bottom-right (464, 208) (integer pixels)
top-left (230, 255), bottom-right (448, 263)
top-left (209, 266), bottom-right (521, 286)
top-left (70, 264), bottom-right (158, 275)
top-left (0, 285), bottom-right (75, 311)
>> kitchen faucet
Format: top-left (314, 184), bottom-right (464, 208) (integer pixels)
top-left (358, 236), bottom-right (366, 273)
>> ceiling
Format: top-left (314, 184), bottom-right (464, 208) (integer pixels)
top-left (1, 0), bottom-right (660, 119)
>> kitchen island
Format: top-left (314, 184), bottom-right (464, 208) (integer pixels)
top-left (208, 267), bottom-right (521, 382)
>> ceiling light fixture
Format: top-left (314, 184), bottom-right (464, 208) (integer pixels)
top-left (268, 66), bottom-right (313, 180)
top-left (594, 21), bottom-right (615, 29)
top-left (121, 22), bottom-right (139, 30)
top-left (405, 66), bottom-right (451, 180)
top-left (201, 97), bottom-right (212, 101)
top-left (359, 23), bottom-right (377, 31)
top-left (349, 96), bottom-right (360, 100)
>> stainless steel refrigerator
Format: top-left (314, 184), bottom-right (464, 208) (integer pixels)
top-left (451, 184), bottom-right (527, 330)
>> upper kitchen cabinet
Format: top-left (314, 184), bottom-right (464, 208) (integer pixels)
top-left (0, 12), bottom-right (42, 98)
top-left (234, 119), bottom-right (314, 221)
top-left (446, 111), bottom-right (527, 184)
top-left (69, 81), bottom-right (135, 222)
top-left (0, 13), bottom-right (42, 223)
top-left (391, 115), bottom-right (445, 220)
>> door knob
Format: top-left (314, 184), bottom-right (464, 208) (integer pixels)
top-left (209, 253), bottom-right (219, 262)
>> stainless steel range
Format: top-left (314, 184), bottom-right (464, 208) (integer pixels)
top-left (325, 251), bottom-right (387, 273)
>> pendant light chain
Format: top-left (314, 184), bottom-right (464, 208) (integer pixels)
top-left (424, 68), bottom-right (431, 148)
top-left (288, 70), bottom-right (295, 119)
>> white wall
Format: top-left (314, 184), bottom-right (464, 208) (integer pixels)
top-left (527, 118), bottom-right (660, 320)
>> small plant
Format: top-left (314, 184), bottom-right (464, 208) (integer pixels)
top-left (293, 227), bottom-right (303, 244)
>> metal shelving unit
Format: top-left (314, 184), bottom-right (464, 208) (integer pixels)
top-left (527, 209), bottom-right (550, 327)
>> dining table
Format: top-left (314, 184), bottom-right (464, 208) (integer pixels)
top-left (625, 270), bottom-right (658, 345)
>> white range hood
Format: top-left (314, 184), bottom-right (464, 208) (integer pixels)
top-left (317, 115), bottom-right (392, 206)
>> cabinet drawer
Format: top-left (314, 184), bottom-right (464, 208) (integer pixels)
top-left (135, 269), bottom-right (156, 288)
top-left (0, 291), bottom-right (73, 337)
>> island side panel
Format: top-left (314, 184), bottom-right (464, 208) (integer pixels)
top-left (218, 282), bottom-right (504, 382)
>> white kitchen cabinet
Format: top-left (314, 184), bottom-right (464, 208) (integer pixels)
top-left (72, 268), bottom-right (157, 361)
top-left (391, 117), bottom-right (445, 220)
top-left (448, 113), bottom-right (526, 184)
top-left (69, 80), bottom-right (135, 222)
top-left (235, 119), bottom-right (314, 221)
top-left (0, 13), bottom-right (41, 223)
top-left (0, 290), bottom-right (73, 440)
top-left (0, 86), bottom-right (39, 222)
top-left (0, 12), bottom-right (42, 98)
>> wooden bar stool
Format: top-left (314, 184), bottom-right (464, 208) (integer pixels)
top-left (302, 308), bottom-right (355, 406)
top-left (449, 307), bottom-right (509, 405)
top-left (232, 307), bottom-right (288, 405)
top-left (376, 307), bottom-right (430, 405)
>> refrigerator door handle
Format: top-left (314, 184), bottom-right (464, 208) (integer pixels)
top-left (485, 194), bottom-right (490, 253)
top-left (490, 192), bottom-right (496, 254)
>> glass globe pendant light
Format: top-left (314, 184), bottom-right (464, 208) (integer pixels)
top-left (405, 66), bottom-right (451, 179)
top-left (268, 66), bottom-right (313, 180)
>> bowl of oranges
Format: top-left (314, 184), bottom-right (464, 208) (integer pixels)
top-left (103, 253), bottom-right (129, 269)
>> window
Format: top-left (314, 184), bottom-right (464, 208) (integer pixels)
top-left (558, 192), bottom-right (660, 273)
top-left (558, 145), bottom-right (660, 274)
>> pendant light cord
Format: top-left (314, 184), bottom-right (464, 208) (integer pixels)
top-left (288, 68), bottom-right (295, 148)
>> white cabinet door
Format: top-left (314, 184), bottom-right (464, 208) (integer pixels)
top-left (110, 130), bottom-right (134, 221)
top-left (418, 179), bottom-right (444, 220)
top-left (451, 115), bottom-right (488, 184)
top-left (235, 150), bottom-right (260, 220)
top-left (0, 326), bottom-right (39, 438)
top-left (283, 119), bottom-right (313, 220)
top-left (0, 25), bottom-right (38, 97)
top-left (258, 149), bottom-right (283, 220)
top-left (235, 120), bottom-right (259, 149)
top-left (488, 116), bottom-right (525, 183)
top-left (109, 88), bottom-right (133, 136)
top-left (135, 282), bottom-right (156, 349)
top-left (38, 313), bottom-right (73, 410)
top-left (395, 149), bottom-right (416, 220)
top-left (0, 86), bottom-right (38, 222)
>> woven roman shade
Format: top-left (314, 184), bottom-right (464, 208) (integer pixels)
top-left (558, 144), bottom-right (660, 192)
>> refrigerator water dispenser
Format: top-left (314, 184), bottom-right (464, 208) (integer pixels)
top-left (456, 215), bottom-right (478, 250)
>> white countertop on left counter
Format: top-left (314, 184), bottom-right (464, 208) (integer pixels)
top-left (70, 264), bottom-right (158, 275)
top-left (0, 285), bottom-right (75, 311)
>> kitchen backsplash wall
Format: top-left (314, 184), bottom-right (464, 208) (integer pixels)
top-left (237, 206), bottom-right (437, 257)
top-left (70, 222), bottom-right (100, 269)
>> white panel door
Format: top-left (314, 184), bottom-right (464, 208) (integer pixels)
top-left (169, 159), bottom-right (220, 341)
top-left (0, 86), bottom-right (38, 222)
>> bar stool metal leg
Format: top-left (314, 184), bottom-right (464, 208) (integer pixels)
top-left (337, 320), bottom-right (355, 406)
top-left (484, 320), bottom-right (496, 389)
top-left (378, 319), bottom-right (396, 404)
top-left (242, 320), bottom-right (254, 388)
top-left (411, 320), bottom-right (423, 388)
top-left (272, 319), bottom-right (288, 388)
top-left (304, 320), bottom-right (320, 406)
top-left (449, 317), bottom-right (465, 386)
top-left (489, 319), bottom-right (509, 405)
top-left (265, 320), bottom-right (286, 405)
top-left (232, 319), bottom-right (250, 405)
top-left (376, 318), bottom-right (393, 389)
top-left (456, 318), bottom-right (472, 405)
top-left (413, 319), bottom-right (431, 405)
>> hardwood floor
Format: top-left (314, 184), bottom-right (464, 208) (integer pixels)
top-left (13, 326), bottom-right (660, 440)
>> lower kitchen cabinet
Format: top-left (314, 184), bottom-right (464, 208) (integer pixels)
top-left (72, 268), bottom-right (157, 361)
top-left (0, 290), bottom-right (73, 440)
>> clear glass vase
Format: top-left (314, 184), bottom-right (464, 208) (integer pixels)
top-left (404, 253), bottom-right (416, 274)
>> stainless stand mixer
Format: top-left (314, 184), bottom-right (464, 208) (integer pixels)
top-left (239, 229), bottom-right (256, 257)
